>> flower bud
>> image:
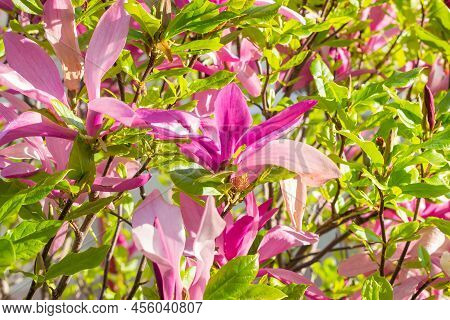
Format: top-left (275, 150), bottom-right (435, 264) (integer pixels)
top-left (423, 85), bottom-right (435, 132)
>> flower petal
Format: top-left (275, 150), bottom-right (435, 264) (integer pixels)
top-left (280, 176), bottom-right (307, 231)
top-left (258, 225), bottom-right (318, 262)
top-left (88, 97), bottom-right (145, 127)
top-left (3, 32), bottom-right (66, 103)
top-left (237, 100), bottom-right (316, 163)
top-left (85, 0), bottom-right (130, 135)
top-left (92, 174), bottom-right (151, 192)
top-left (0, 112), bottom-right (77, 147)
top-left (338, 253), bottom-right (378, 277)
top-left (44, 0), bottom-right (83, 91)
top-left (214, 83), bottom-right (252, 162)
top-left (238, 139), bottom-right (340, 186)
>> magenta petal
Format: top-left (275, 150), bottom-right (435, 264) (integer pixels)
top-left (0, 65), bottom-right (59, 105)
top-left (223, 215), bottom-right (255, 261)
top-left (237, 64), bottom-right (261, 97)
top-left (3, 32), bottom-right (66, 104)
top-left (46, 137), bottom-right (72, 171)
top-left (254, 0), bottom-right (306, 24)
top-left (136, 108), bottom-right (201, 135)
top-left (85, 0), bottom-right (130, 135)
top-left (258, 226), bottom-right (318, 261)
top-left (260, 268), bottom-right (329, 300)
top-left (214, 83), bottom-right (252, 162)
top-left (0, 112), bottom-right (77, 147)
top-left (393, 276), bottom-right (427, 300)
top-left (237, 100), bottom-right (316, 156)
top-left (88, 98), bottom-right (145, 127)
top-left (1, 162), bottom-right (39, 178)
top-left (92, 173), bottom-right (150, 192)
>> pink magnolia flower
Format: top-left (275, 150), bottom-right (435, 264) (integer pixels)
top-left (132, 190), bottom-right (225, 300)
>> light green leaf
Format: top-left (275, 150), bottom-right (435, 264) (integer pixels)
top-left (280, 283), bottom-right (309, 300)
top-left (12, 0), bottom-right (43, 15)
top-left (51, 99), bottom-right (85, 132)
top-left (384, 68), bottom-right (422, 88)
top-left (172, 38), bottom-right (223, 54)
top-left (338, 130), bottom-right (384, 165)
top-left (0, 239), bottom-right (15, 267)
top-left (124, 0), bottom-right (160, 37)
top-left (9, 220), bottom-right (63, 260)
top-left (350, 224), bottom-right (382, 243)
top-left (238, 284), bottom-right (287, 300)
top-left (427, 217), bottom-right (450, 237)
top-left (401, 183), bottom-right (449, 198)
top-left (361, 273), bottom-right (393, 300)
top-left (389, 221), bottom-right (420, 242)
top-left (414, 26), bottom-right (450, 57)
top-left (45, 245), bottom-right (110, 280)
top-left (189, 70), bottom-right (236, 92)
top-left (23, 170), bottom-right (71, 205)
top-left (66, 196), bottom-right (115, 220)
top-left (0, 193), bottom-right (26, 224)
top-left (418, 246), bottom-right (431, 272)
top-left (204, 255), bottom-right (259, 300)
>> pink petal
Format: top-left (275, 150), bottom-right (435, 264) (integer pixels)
top-left (179, 193), bottom-right (204, 237)
top-left (280, 176), bottom-right (307, 231)
top-left (85, 0), bottom-right (130, 135)
top-left (0, 112), bottom-right (77, 147)
top-left (46, 137), bottom-right (72, 170)
top-left (3, 32), bottom-right (66, 104)
top-left (237, 64), bottom-right (261, 97)
top-left (0, 91), bottom-right (31, 112)
top-left (44, 0), bottom-right (83, 91)
top-left (393, 276), bottom-right (427, 300)
top-left (49, 221), bottom-right (69, 255)
top-left (190, 196), bottom-right (225, 299)
top-left (193, 89), bottom-right (218, 116)
top-left (0, 64), bottom-right (58, 105)
top-left (410, 227), bottom-right (446, 258)
top-left (132, 190), bottom-right (185, 300)
top-left (338, 253), bottom-right (378, 277)
top-left (88, 97), bottom-right (145, 127)
top-left (238, 139), bottom-right (340, 186)
top-left (258, 226), bottom-right (318, 262)
top-left (92, 173), bottom-right (151, 192)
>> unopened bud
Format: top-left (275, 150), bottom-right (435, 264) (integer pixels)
top-left (423, 85), bottom-right (435, 132)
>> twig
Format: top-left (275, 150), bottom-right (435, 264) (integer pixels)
top-left (411, 275), bottom-right (440, 300)
top-left (126, 256), bottom-right (146, 300)
top-left (377, 187), bottom-right (387, 276)
top-left (99, 207), bottom-right (123, 299)
top-left (390, 198), bottom-right (422, 285)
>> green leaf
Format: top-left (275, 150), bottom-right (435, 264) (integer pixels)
top-left (189, 70), bottom-right (236, 92)
top-left (9, 220), bottom-right (63, 260)
top-left (238, 284), bottom-right (287, 300)
top-left (401, 183), bottom-right (450, 198)
top-left (426, 217), bottom-right (450, 236)
top-left (170, 168), bottom-right (221, 196)
top-left (418, 246), bottom-right (431, 272)
top-left (204, 255), bottom-right (259, 300)
top-left (310, 56), bottom-right (333, 97)
top-left (361, 273), bottom-right (393, 300)
top-left (280, 51), bottom-right (309, 71)
top-left (0, 193), bottom-right (26, 224)
top-left (280, 283), bottom-right (308, 300)
top-left (50, 99), bottom-right (85, 132)
top-left (0, 239), bottom-right (15, 267)
top-left (338, 130), bottom-right (384, 165)
top-left (414, 26), bottom-right (450, 57)
top-left (12, 0), bottom-right (43, 15)
top-left (45, 245), bottom-right (110, 280)
top-left (117, 50), bottom-right (138, 80)
top-left (384, 68), bottom-right (422, 88)
top-left (165, 0), bottom-right (235, 38)
top-left (228, 0), bottom-right (254, 13)
top-left (241, 3), bottom-right (280, 21)
top-left (67, 136), bottom-right (96, 186)
top-left (66, 196), bottom-right (115, 220)
top-left (350, 224), bottom-right (382, 243)
top-left (23, 170), bottom-right (71, 205)
top-left (172, 38), bottom-right (223, 54)
top-left (124, 0), bottom-right (160, 37)
top-left (389, 221), bottom-right (420, 242)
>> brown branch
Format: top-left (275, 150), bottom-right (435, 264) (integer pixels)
top-left (377, 187), bottom-right (387, 276)
top-left (126, 256), bottom-right (146, 300)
